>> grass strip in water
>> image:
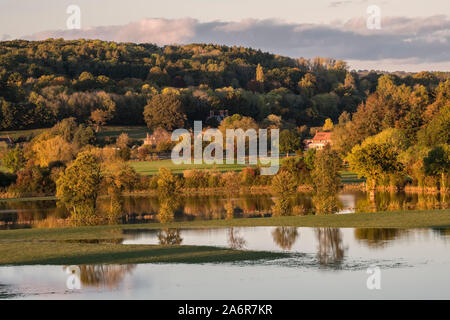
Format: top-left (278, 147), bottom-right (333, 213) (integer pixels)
top-left (0, 242), bottom-right (286, 266)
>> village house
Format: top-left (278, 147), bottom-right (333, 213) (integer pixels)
top-left (304, 131), bottom-right (333, 150)
top-left (141, 127), bottom-right (172, 148)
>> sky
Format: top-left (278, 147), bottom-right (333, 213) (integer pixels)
top-left (1, 0), bottom-right (449, 71)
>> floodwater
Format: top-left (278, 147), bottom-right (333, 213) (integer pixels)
top-left (0, 191), bottom-right (447, 229)
top-left (1, 226), bottom-right (450, 299)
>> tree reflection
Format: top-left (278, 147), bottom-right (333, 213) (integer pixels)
top-left (354, 228), bottom-right (402, 248)
top-left (63, 264), bottom-right (135, 289)
top-left (272, 227), bottom-right (299, 250)
top-left (157, 197), bottom-right (178, 223)
top-left (157, 228), bottom-right (183, 245)
top-left (227, 228), bottom-right (246, 249)
top-left (315, 228), bottom-right (346, 266)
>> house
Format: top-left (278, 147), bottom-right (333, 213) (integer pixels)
top-left (305, 131), bottom-right (332, 150)
top-left (142, 128), bottom-right (171, 147)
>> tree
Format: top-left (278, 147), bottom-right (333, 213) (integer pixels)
top-left (2, 147), bottom-right (25, 173)
top-left (218, 114), bottom-right (259, 133)
top-left (90, 109), bottom-right (112, 132)
top-left (8, 164), bottom-right (55, 196)
top-left (271, 171), bottom-right (297, 216)
top-left (256, 64), bottom-right (265, 83)
top-left (423, 145), bottom-right (449, 192)
top-left (56, 152), bottom-right (101, 220)
top-left (116, 133), bottom-right (130, 149)
top-left (347, 142), bottom-right (403, 195)
top-left (311, 145), bottom-right (342, 214)
top-left (322, 118), bottom-right (334, 131)
top-left (31, 136), bottom-right (74, 167)
top-left (143, 93), bottom-right (186, 130)
top-left (279, 129), bottom-right (302, 155)
top-left (298, 73), bottom-right (316, 99)
top-left (157, 167), bottom-right (181, 197)
top-left (101, 159), bottom-right (139, 220)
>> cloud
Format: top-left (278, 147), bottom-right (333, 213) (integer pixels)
top-left (22, 16), bottom-right (450, 68)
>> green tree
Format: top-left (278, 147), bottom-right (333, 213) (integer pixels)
top-left (311, 145), bottom-right (342, 214)
top-left (56, 152), bottom-right (101, 220)
top-left (157, 167), bottom-right (181, 197)
top-left (279, 129), bottom-right (302, 155)
top-left (347, 142), bottom-right (403, 194)
top-left (271, 171), bottom-right (297, 216)
top-left (423, 145), bottom-right (450, 192)
top-left (143, 93), bottom-right (186, 130)
top-left (2, 147), bottom-right (25, 173)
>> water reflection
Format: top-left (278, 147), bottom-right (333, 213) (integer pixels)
top-left (158, 228), bottom-right (183, 245)
top-left (315, 228), bottom-right (346, 266)
top-left (272, 227), bottom-right (299, 251)
top-left (227, 228), bottom-right (246, 249)
top-left (0, 191), bottom-right (448, 229)
top-left (63, 264), bottom-right (135, 289)
top-left (2, 227), bottom-right (450, 299)
top-left (354, 228), bottom-right (404, 248)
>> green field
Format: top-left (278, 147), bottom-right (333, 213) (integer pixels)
top-left (96, 126), bottom-right (149, 140)
top-left (340, 170), bottom-right (365, 184)
top-left (0, 128), bottom-right (47, 140)
top-left (130, 159), bottom-right (255, 175)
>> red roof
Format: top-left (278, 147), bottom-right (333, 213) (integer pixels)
top-left (312, 131), bottom-right (332, 142)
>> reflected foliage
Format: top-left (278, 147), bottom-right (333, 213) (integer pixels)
top-left (354, 228), bottom-right (402, 248)
top-left (63, 264), bottom-right (135, 289)
top-left (272, 227), bottom-right (299, 250)
top-left (315, 228), bottom-right (346, 266)
top-left (227, 228), bottom-right (246, 249)
top-left (157, 228), bottom-right (183, 245)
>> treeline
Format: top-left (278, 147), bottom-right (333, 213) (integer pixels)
top-left (1, 39), bottom-right (448, 131)
top-left (333, 75), bottom-right (449, 192)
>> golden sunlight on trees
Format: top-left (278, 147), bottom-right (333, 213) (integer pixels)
top-left (144, 93), bottom-right (186, 130)
top-left (347, 142), bottom-right (403, 196)
top-left (32, 136), bottom-right (73, 167)
top-left (312, 145), bottom-right (342, 215)
top-left (271, 171), bottom-right (297, 216)
top-left (322, 118), bottom-right (334, 131)
top-left (56, 152), bottom-right (101, 221)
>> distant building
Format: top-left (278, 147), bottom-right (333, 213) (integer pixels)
top-left (207, 110), bottom-right (229, 123)
top-left (142, 128), bottom-right (171, 147)
top-left (304, 131), bottom-right (332, 150)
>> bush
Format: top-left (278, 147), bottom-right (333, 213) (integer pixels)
top-left (240, 167), bottom-right (257, 186)
top-left (183, 170), bottom-right (209, 188)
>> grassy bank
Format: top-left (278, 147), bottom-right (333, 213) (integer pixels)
top-left (1, 210), bottom-right (449, 243)
top-left (0, 242), bottom-right (285, 266)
